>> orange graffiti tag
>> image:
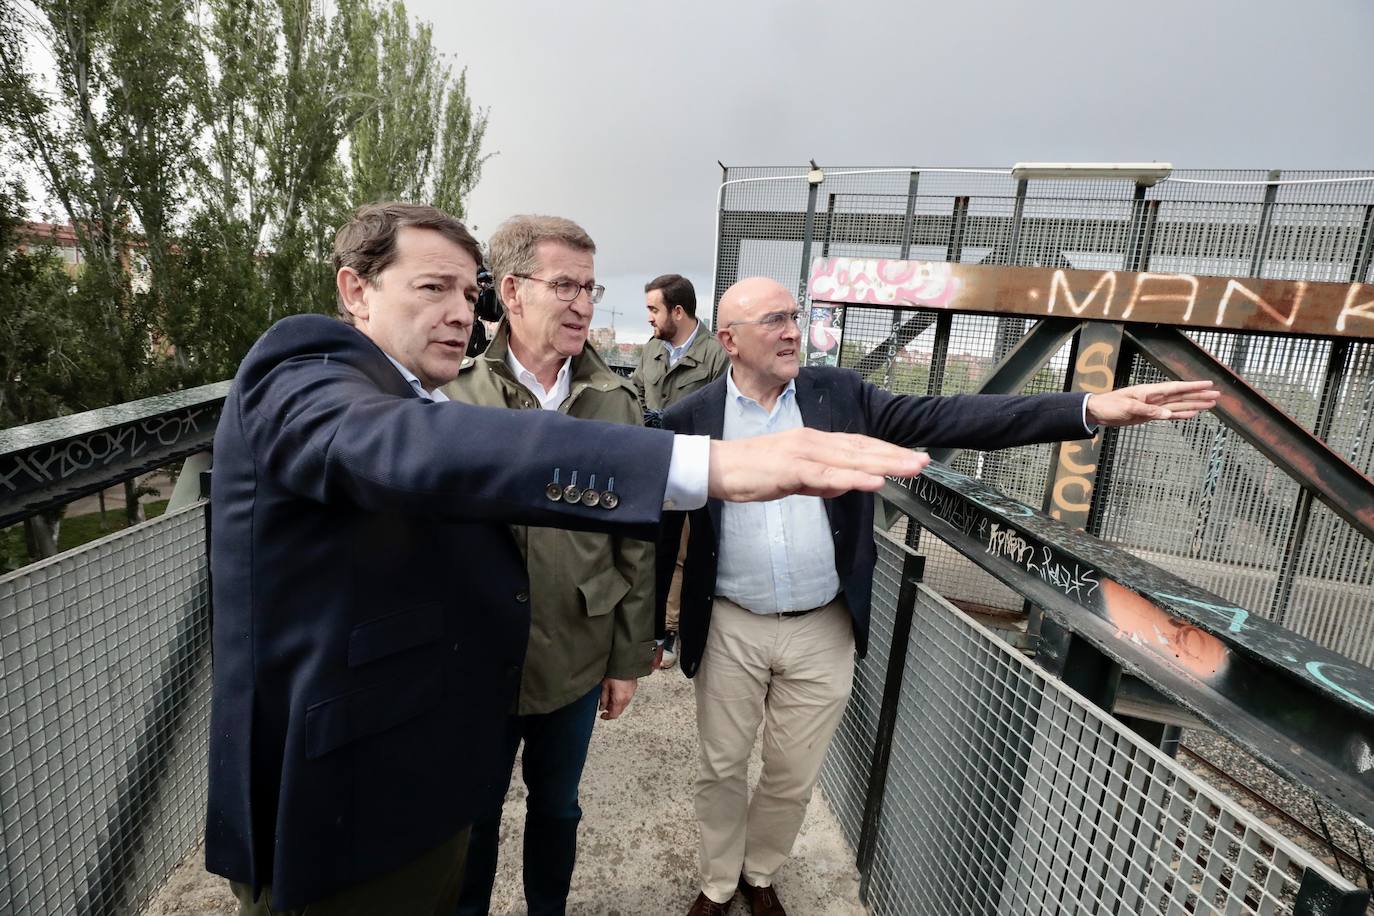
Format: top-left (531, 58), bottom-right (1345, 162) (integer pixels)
top-left (1100, 580), bottom-right (1230, 679)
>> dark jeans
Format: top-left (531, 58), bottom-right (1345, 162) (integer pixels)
top-left (455, 683), bottom-right (601, 916)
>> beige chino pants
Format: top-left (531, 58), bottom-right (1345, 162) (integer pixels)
top-left (692, 595), bottom-right (855, 904)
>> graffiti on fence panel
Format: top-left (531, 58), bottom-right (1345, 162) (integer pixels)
top-left (809, 257), bottom-right (1374, 339)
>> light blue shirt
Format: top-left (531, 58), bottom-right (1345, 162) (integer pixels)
top-left (385, 354), bottom-right (450, 402)
top-left (715, 370), bottom-right (841, 614)
top-left (663, 320), bottom-right (700, 368)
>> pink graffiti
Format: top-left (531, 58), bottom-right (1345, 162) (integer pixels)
top-left (810, 257), bottom-right (960, 307)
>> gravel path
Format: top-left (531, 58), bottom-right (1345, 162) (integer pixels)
top-left (143, 665), bottom-right (865, 915)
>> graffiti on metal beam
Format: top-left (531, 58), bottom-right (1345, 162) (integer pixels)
top-left (1049, 334), bottom-right (1119, 524)
top-left (809, 257), bottom-right (1374, 339)
top-left (888, 465), bottom-right (1374, 717)
top-left (0, 408), bottom-right (215, 493)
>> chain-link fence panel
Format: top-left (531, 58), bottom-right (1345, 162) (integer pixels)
top-left (0, 506), bottom-right (210, 916)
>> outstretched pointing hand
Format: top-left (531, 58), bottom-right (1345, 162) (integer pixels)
top-left (1086, 380), bottom-right (1220, 427)
top-left (708, 427), bottom-right (931, 502)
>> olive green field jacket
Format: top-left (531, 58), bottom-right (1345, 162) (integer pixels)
top-left (631, 321), bottom-right (729, 411)
top-left (442, 324), bottom-right (655, 714)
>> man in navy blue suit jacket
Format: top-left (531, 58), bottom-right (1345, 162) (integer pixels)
top-left (660, 277), bottom-right (1219, 916)
top-left (206, 205), bottom-right (930, 915)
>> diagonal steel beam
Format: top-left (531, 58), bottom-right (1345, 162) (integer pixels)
top-left (881, 464), bottom-right (1374, 824)
top-left (928, 316), bottom-right (1083, 465)
top-left (1126, 325), bottom-right (1374, 544)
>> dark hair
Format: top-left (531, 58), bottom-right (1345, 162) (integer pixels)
top-left (332, 202), bottom-right (483, 322)
top-left (645, 273), bottom-right (696, 318)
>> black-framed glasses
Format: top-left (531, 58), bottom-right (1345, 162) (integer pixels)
top-left (511, 273), bottom-right (605, 305)
top-left (727, 310), bottom-right (802, 332)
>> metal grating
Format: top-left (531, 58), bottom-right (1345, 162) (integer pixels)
top-left (0, 506), bottom-right (211, 916)
top-left (719, 163), bottom-right (1374, 664)
top-left (821, 530), bottom-right (1359, 915)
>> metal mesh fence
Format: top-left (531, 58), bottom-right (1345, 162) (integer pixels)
top-left (821, 530), bottom-right (1360, 915)
top-left (0, 505), bottom-right (211, 916)
top-left (718, 164), bottom-right (1374, 664)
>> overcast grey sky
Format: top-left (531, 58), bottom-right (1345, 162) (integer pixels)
top-left (408, 0), bottom-right (1374, 341)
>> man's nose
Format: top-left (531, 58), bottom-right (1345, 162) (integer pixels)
top-left (447, 296), bottom-right (474, 325)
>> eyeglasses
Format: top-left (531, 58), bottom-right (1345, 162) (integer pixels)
top-left (727, 310), bottom-right (802, 332)
top-left (511, 273), bottom-right (605, 304)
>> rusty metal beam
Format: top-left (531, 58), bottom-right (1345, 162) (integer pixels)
top-left (1126, 325), bottom-right (1374, 544)
top-left (881, 464), bottom-right (1374, 824)
top-left (0, 383), bottom-right (228, 528)
top-left (808, 256), bottom-right (1374, 339)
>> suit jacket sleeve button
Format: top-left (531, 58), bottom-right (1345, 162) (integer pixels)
top-left (515, 590), bottom-right (529, 603)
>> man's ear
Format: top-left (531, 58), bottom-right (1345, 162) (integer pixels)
top-left (501, 274), bottom-right (522, 317)
top-left (337, 267), bottom-right (370, 323)
top-left (717, 328), bottom-right (736, 357)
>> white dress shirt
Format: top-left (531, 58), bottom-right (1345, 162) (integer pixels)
top-left (505, 348), bottom-right (572, 411)
top-left (715, 370), bottom-right (841, 614)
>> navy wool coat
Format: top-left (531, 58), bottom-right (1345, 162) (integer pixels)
top-left (206, 315), bottom-right (674, 909)
top-left (657, 366), bottom-right (1090, 678)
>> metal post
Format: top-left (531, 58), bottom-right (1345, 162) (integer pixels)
top-left (796, 165), bottom-right (824, 307)
top-left (885, 171), bottom-right (922, 391)
top-left (855, 550), bottom-right (924, 901)
top-left (945, 196), bottom-right (969, 264)
top-left (712, 161), bottom-right (729, 329)
top-left (820, 192), bottom-right (836, 259)
top-left (1006, 179), bottom-right (1028, 266)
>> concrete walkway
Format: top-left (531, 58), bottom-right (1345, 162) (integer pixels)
top-left (147, 665), bottom-right (866, 915)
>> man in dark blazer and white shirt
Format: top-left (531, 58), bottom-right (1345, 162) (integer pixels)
top-left (660, 277), bottom-right (1219, 916)
top-left (206, 205), bottom-right (930, 916)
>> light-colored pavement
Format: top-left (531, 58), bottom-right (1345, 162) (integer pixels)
top-left (146, 664), bottom-right (866, 915)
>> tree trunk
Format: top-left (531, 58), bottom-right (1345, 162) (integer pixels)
top-left (24, 512), bottom-right (62, 560)
top-left (125, 478), bottom-right (145, 525)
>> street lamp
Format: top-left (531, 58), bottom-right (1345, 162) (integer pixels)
top-left (1010, 162), bottom-right (1174, 186)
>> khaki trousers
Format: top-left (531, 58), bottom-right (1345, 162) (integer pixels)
top-left (693, 596), bottom-right (854, 903)
top-left (664, 518), bottom-right (690, 633)
top-left (230, 826), bottom-right (469, 916)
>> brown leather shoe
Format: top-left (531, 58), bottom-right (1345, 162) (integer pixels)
top-left (738, 878), bottom-right (786, 915)
top-left (687, 891), bottom-right (732, 915)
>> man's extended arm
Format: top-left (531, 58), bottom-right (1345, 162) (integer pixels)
top-left (856, 375), bottom-right (1219, 450)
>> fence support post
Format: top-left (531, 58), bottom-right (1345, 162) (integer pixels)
top-left (855, 549), bottom-right (924, 902)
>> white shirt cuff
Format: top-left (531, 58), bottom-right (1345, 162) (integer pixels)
top-left (664, 435), bottom-right (710, 511)
top-left (1081, 393), bottom-right (1096, 435)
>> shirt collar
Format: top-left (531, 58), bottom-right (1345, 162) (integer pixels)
top-left (665, 319), bottom-right (701, 357)
top-left (504, 346), bottom-right (571, 391)
top-left (725, 367), bottom-right (795, 412)
top-left (384, 353), bottom-right (449, 402)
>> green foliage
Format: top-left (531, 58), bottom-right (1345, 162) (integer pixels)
top-left (0, 500), bottom-right (169, 574)
top-left (0, 0), bottom-right (491, 403)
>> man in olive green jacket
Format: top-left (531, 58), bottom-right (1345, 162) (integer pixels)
top-left (632, 274), bottom-right (729, 412)
top-left (632, 274), bottom-right (729, 668)
top-left (443, 216), bottom-right (654, 916)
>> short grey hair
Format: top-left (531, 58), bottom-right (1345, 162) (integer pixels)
top-left (487, 215), bottom-right (596, 305)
